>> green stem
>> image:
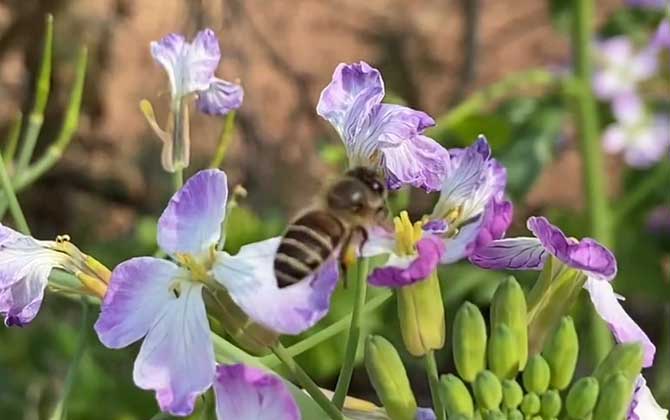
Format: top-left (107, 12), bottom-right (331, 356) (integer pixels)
top-left (571, 0), bottom-right (614, 365)
top-left (614, 162), bottom-right (670, 223)
top-left (0, 152), bottom-right (30, 234)
top-left (49, 299), bottom-right (89, 420)
top-left (16, 14), bottom-right (53, 173)
top-left (424, 351), bottom-right (446, 420)
top-left (332, 258), bottom-right (369, 409)
top-left (209, 111), bottom-right (237, 169)
top-left (4, 111), bottom-right (23, 165)
top-left (259, 289), bottom-right (394, 368)
top-left (172, 169), bottom-right (184, 191)
top-left (272, 343), bottom-right (343, 420)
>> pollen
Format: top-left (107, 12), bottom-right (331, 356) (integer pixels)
top-left (393, 211), bottom-right (423, 256)
top-left (174, 253), bottom-right (211, 283)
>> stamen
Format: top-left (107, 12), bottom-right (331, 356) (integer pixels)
top-left (393, 211), bottom-right (424, 256)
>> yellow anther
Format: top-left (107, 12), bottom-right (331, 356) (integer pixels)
top-left (393, 211), bottom-right (424, 256)
top-left (75, 272), bottom-right (107, 299)
top-left (445, 206), bottom-right (462, 224)
top-left (85, 256), bottom-right (112, 284)
top-left (174, 253), bottom-right (210, 283)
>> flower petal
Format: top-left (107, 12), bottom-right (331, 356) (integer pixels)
top-left (469, 237), bottom-right (547, 270)
top-left (213, 364), bottom-right (300, 420)
top-left (528, 216), bottom-right (617, 281)
top-left (150, 29), bottom-right (220, 99)
top-left (94, 257), bottom-right (183, 349)
top-left (584, 278), bottom-right (655, 368)
top-left (383, 134), bottom-right (449, 192)
top-left (157, 169), bottom-right (228, 256)
top-left (628, 375), bottom-right (668, 420)
top-left (213, 237), bottom-right (339, 335)
top-left (133, 281), bottom-right (215, 416)
top-left (0, 273), bottom-right (47, 327)
top-left (368, 235), bottom-right (445, 287)
top-left (316, 61), bottom-right (384, 139)
top-left (474, 196), bottom-right (513, 250)
top-left (652, 20), bottom-right (670, 50)
top-left (415, 408), bottom-right (437, 420)
top-left (360, 227), bottom-right (396, 258)
top-left (197, 77), bottom-right (244, 116)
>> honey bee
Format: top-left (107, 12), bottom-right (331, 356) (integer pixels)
top-left (273, 167), bottom-right (389, 287)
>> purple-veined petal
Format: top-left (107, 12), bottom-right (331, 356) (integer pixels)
top-left (628, 375), bottom-right (668, 420)
top-left (469, 237), bottom-right (547, 270)
top-left (150, 29), bottom-right (220, 99)
top-left (157, 169), bottom-right (228, 257)
top-left (133, 281), bottom-right (215, 416)
top-left (94, 257), bottom-right (183, 349)
top-left (584, 278), bottom-right (655, 368)
top-left (441, 216), bottom-right (486, 264)
top-left (316, 61), bottom-right (384, 140)
top-left (213, 237), bottom-right (339, 335)
top-left (0, 224), bottom-right (68, 326)
top-left (474, 196), bottom-right (513, 250)
top-left (383, 134), bottom-right (450, 192)
top-left (527, 216), bottom-right (617, 281)
top-left (368, 235), bottom-right (445, 287)
top-left (213, 364), bottom-right (300, 420)
top-left (197, 77), bottom-right (243, 116)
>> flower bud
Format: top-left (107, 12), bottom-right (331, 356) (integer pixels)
top-left (522, 355), bottom-right (550, 394)
top-left (566, 377), bottom-right (599, 418)
top-left (364, 335), bottom-right (417, 420)
top-left (397, 271), bottom-right (445, 357)
top-left (453, 302), bottom-right (487, 382)
top-left (440, 374), bottom-right (474, 418)
top-left (520, 393), bottom-right (541, 416)
top-left (491, 277), bottom-right (528, 369)
top-left (593, 373), bottom-right (635, 420)
top-left (507, 409), bottom-right (523, 420)
top-left (540, 390), bottom-right (561, 418)
top-left (502, 379), bottom-right (523, 410)
top-left (488, 324), bottom-right (519, 380)
top-left (542, 316), bottom-right (578, 390)
top-left (473, 370), bottom-right (502, 411)
top-left (593, 343), bottom-right (644, 384)
top-left (483, 411), bottom-right (505, 420)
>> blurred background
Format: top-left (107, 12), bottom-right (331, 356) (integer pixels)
top-left (0, 0), bottom-right (668, 418)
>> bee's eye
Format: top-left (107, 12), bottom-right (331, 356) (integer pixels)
top-left (370, 180), bottom-right (383, 193)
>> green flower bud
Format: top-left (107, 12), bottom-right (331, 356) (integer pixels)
top-left (474, 370), bottom-right (503, 410)
top-left (593, 343), bottom-right (644, 384)
top-left (520, 393), bottom-right (541, 416)
top-left (440, 374), bottom-right (474, 418)
top-left (566, 377), bottom-right (600, 418)
top-left (364, 335), bottom-right (417, 420)
top-left (488, 324), bottom-right (519, 380)
top-left (397, 271), bottom-right (445, 357)
top-left (507, 409), bottom-right (523, 420)
top-left (522, 355), bottom-right (550, 394)
top-left (542, 316), bottom-right (579, 390)
top-left (453, 302), bottom-right (487, 382)
top-left (541, 390), bottom-right (562, 418)
top-left (502, 379), bottom-right (523, 410)
top-left (491, 277), bottom-right (528, 369)
top-left (593, 372), bottom-right (636, 420)
top-left (483, 411), bottom-right (505, 420)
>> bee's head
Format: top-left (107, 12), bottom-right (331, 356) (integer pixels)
top-left (327, 167), bottom-right (389, 225)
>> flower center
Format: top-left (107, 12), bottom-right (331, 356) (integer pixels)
top-left (174, 249), bottom-right (215, 283)
top-left (393, 211), bottom-right (423, 256)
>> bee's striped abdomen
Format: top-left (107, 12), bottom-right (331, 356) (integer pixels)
top-left (274, 210), bottom-right (345, 287)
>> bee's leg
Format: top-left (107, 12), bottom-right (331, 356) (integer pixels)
top-left (355, 226), bottom-right (369, 255)
top-left (339, 232), bottom-right (356, 289)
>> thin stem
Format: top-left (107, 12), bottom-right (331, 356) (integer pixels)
top-left (614, 162), bottom-right (670, 223)
top-left (0, 152), bottom-right (30, 234)
top-left (4, 111), bottom-right (23, 165)
top-left (209, 111), bottom-right (237, 169)
top-left (571, 0), bottom-right (614, 364)
top-left (271, 343), bottom-right (343, 420)
top-left (259, 289), bottom-right (394, 368)
top-left (172, 169), bottom-right (184, 191)
top-left (17, 14), bottom-right (53, 173)
top-left (49, 298), bottom-right (89, 420)
top-left (332, 258), bottom-right (369, 409)
top-left (424, 351), bottom-right (446, 420)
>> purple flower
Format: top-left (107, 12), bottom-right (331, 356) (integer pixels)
top-left (317, 61), bottom-right (449, 191)
top-left (627, 0), bottom-right (667, 8)
top-left (652, 20), bottom-right (670, 51)
top-left (214, 364), bottom-right (300, 420)
top-left (145, 29), bottom-right (243, 172)
top-left (95, 169), bottom-right (337, 415)
top-left (647, 206), bottom-right (670, 236)
top-left (429, 135), bottom-right (509, 263)
top-left (628, 375), bottom-right (668, 420)
top-left (0, 225), bottom-right (78, 326)
top-left (593, 37), bottom-right (657, 100)
top-left (415, 408), bottom-right (437, 420)
top-left (471, 216), bottom-right (656, 367)
top-left (603, 94), bottom-right (670, 168)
